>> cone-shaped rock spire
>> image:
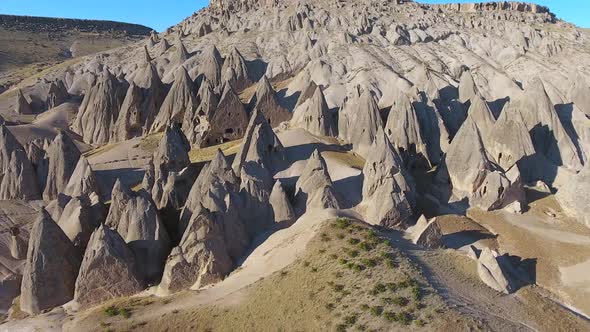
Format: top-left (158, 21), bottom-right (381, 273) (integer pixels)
top-left (294, 150), bottom-right (341, 213)
top-left (291, 84), bottom-right (337, 137)
top-left (339, 87), bottom-right (383, 157)
top-left (151, 66), bottom-right (196, 133)
top-left (43, 131), bottom-right (82, 200)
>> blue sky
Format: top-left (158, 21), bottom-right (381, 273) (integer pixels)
top-left (0, 0), bottom-right (588, 32)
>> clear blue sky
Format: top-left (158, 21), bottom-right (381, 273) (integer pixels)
top-left (0, 0), bottom-right (588, 32)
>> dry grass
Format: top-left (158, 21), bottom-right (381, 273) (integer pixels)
top-left (188, 139), bottom-right (242, 163)
top-left (93, 219), bottom-right (474, 332)
top-left (323, 151), bottom-right (366, 170)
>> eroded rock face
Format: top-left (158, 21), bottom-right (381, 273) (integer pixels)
top-left (294, 150), bottom-right (341, 214)
top-left (74, 225), bottom-right (143, 307)
top-left (182, 79), bottom-right (219, 145)
top-left (151, 66), bottom-right (197, 133)
top-left (339, 87), bottom-right (383, 157)
top-left (57, 194), bottom-right (105, 254)
top-left (105, 180), bottom-right (171, 282)
top-left (0, 125), bottom-right (41, 200)
top-left (486, 106), bottom-right (535, 171)
top-left (557, 164), bottom-right (590, 228)
top-left (20, 211), bottom-right (81, 314)
top-left (250, 75), bottom-right (291, 127)
top-left (159, 206), bottom-right (233, 293)
top-left (73, 70), bottom-right (127, 144)
top-left (9, 227), bottom-right (27, 260)
top-left (63, 157), bottom-right (101, 198)
top-left (221, 46), bottom-right (251, 91)
top-left (47, 79), bottom-right (69, 109)
top-left (199, 45), bottom-right (224, 89)
top-left (232, 110), bottom-right (285, 174)
top-left (411, 215), bottom-right (443, 249)
top-left (362, 128), bottom-right (415, 229)
top-left (15, 89), bottom-right (33, 115)
top-left (43, 131), bottom-right (82, 200)
top-left (291, 83), bottom-right (337, 137)
top-left (202, 83), bottom-right (249, 145)
top-left (270, 180), bottom-right (295, 224)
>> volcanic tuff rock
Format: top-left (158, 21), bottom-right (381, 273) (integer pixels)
top-left (105, 180), bottom-right (171, 282)
top-left (74, 225), bottom-right (143, 306)
top-left (63, 157), bottom-right (101, 198)
top-left (15, 89), bottom-right (33, 115)
top-left (0, 125), bottom-right (41, 200)
top-left (43, 131), bottom-right (82, 200)
top-left (159, 205), bottom-right (233, 293)
top-left (339, 87), bottom-right (383, 158)
top-left (556, 164), bottom-right (590, 228)
top-left (232, 109), bottom-right (285, 174)
top-left (20, 211), bottom-right (81, 314)
top-left (46, 79), bottom-right (69, 110)
top-left (73, 70), bottom-right (127, 144)
top-left (385, 91), bottom-right (428, 167)
top-left (9, 227), bottom-right (27, 260)
top-left (198, 45), bottom-right (223, 88)
top-left (182, 79), bottom-right (219, 145)
top-left (291, 83), bottom-right (336, 137)
top-left (150, 66), bottom-right (196, 133)
top-left (294, 149), bottom-right (341, 214)
top-left (221, 46), bottom-right (251, 91)
top-left (362, 128), bottom-right (415, 229)
top-left (57, 194), bottom-right (105, 254)
top-left (269, 180), bottom-right (295, 224)
top-left (249, 75), bottom-right (291, 127)
top-left (411, 215), bottom-right (443, 249)
top-left (202, 83), bottom-right (249, 145)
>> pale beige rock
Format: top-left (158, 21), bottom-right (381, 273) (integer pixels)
top-left (43, 131), bottom-right (82, 200)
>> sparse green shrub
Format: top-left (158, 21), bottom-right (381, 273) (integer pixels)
top-left (333, 284), bottom-right (345, 292)
top-left (358, 242), bottom-right (373, 252)
top-left (104, 306), bottom-right (119, 317)
top-left (319, 249), bottom-right (326, 254)
top-left (356, 324), bottom-right (367, 331)
top-left (373, 283), bottom-right (387, 294)
top-left (311, 267), bottom-right (318, 273)
top-left (325, 303), bottom-right (336, 311)
top-left (382, 239), bottom-right (391, 246)
top-left (337, 233), bottom-right (346, 240)
top-left (386, 283), bottom-right (397, 292)
top-left (303, 261), bottom-right (310, 267)
top-left (120, 307), bottom-right (131, 318)
top-left (335, 218), bottom-right (352, 229)
top-left (360, 304), bottom-right (370, 311)
top-left (348, 238), bottom-right (360, 245)
top-left (330, 254), bottom-right (338, 260)
top-left (386, 260), bottom-right (396, 269)
top-left (370, 306), bottom-right (383, 317)
top-left (397, 280), bottom-right (410, 289)
top-left (361, 258), bottom-right (377, 267)
top-left (392, 297), bottom-right (409, 306)
top-left (415, 319), bottom-right (427, 327)
top-left (383, 311), bottom-right (396, 322)
top-left (396, 312), bottom-right (413, 325)
top-left (348, 250), bottom-right (359, 258)
top-left (343, 314), bottom-right (358, 325)
top-left (336, 324), bottom-right (347, 332)
top-left (366, 230), bottom-right (378, 241)
top-left (352, 264), bottom-right (365, 272)
top-left (411, 287), bottom-right (421, 301)
top-left (339, 258), bottom-right (348, 265)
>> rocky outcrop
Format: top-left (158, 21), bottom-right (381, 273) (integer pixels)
top-left (466, 93), bottom-right (496, 139)
top-left (385, 92), bottom-right (428, 166)
top-left (221, 46), bottom-right (251, 91)
top-left (291, 83), bottom-right (337, 137)
top-left (556, 164), bottom-right (590, 228)
top-left (458, 69), bottom-right (477, 104)
top-left (47, 79), bottom-right (69, 109)
top-left (411, 215), bottom-right (443, 248)
top-left (63, 157), bottom-right (101, 198)
top-left (113, 61), bottom-right (166, 141)
top-left (159, 206), bottom-right (233, 293)
top-left (294, 150), bottom-right (341, 214)
top-left (151, 66), bottom-right (196, 133)
top-left (182, 79), bottom-right (219, 145)
top-left (269, 180), bottom-right (294, 224)
top-left (106, 180), bottom-right (171, 281)
top-left (362, 128), bottom-right (415, 229)
top-left (20, 211), bottom-right (81, 314)
top-left (9, 227), bottom-right (27, 260)
top-left (0, 125), bottom-right (41, 200)
top-left (486, 106), bottom-right (535, 171)
top-left (74, 225), bottom-right (143, 306)
top-left (339, 87), bottom-right (383, 157)
top-left (250, 75), bottom-right (291, 127)
top-left (232, 110), bottom-right (284, 174)
top-left (73, 70), bottom-right (127, 144)
top-left (43, 131), bottom-right (82, 200)
top-left (15, 89), bottom-right (33, 114)
top-left (201, 83), bottom-right (249, 145)
top-left (199, 45), bottom-right (223, 89)
top-left (57, 194), bottom-right (104, 254)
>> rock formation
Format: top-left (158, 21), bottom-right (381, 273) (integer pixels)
top-left (556, 164), bottom-right (590, 228)
top-left (232, 109), bottom-right (284, 174)
top-left (199, 45), bottom-right (223, 88)
top-left (221, 46), bottom-right (251, 91)
top-left (20, 211), bottom-right (81, 314)
top-left (385, 91), bottom-right (428, 167)
top-left (249, 75), bottom-right (291, 127)
top-left (362, 128), bottom-right (415, 229)
top-left (151, 66), bottom-right (196, 133)
top-left (486, 106), bottom-right (535, 171)
top-left (182, 79), bottom-right (219, 145)
top-left (411, 215), bottom-right (443, 249)
top-left (294, 150), bottom-right (341, 214)
top-left (74, 225), bottom-right (143, 306)
top-left (57, 194), bottom-right (104, 254)
top-left (43, 131), bottom-right (82, 200)
top-left (339, 87), bottom-right (383, 157)
top-left (291, 83), bottom-right (336, 137)
top-left (9, 227), bottom-right (27, 260)
top-left (201, 83), bottom-right (249, 145)
top-left (269, 180), bottom-right (295, 224)
top-left (0, 125), bottom-right (41, 200)
top-left (159, 206), bottom-right (232, 293)
top-left (63, 157), bottom-right (101, 198)
top-left (15, 89), bottom-right (33, 114)
top-left (46, 79), bottom-right (69, 109)
top-left (105, 180), bottom-right (171, 281)
top-left (73, 70), bottom-right (127, 144)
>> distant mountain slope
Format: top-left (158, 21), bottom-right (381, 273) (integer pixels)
top-left (0, 14), bottom-right (153, 92)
